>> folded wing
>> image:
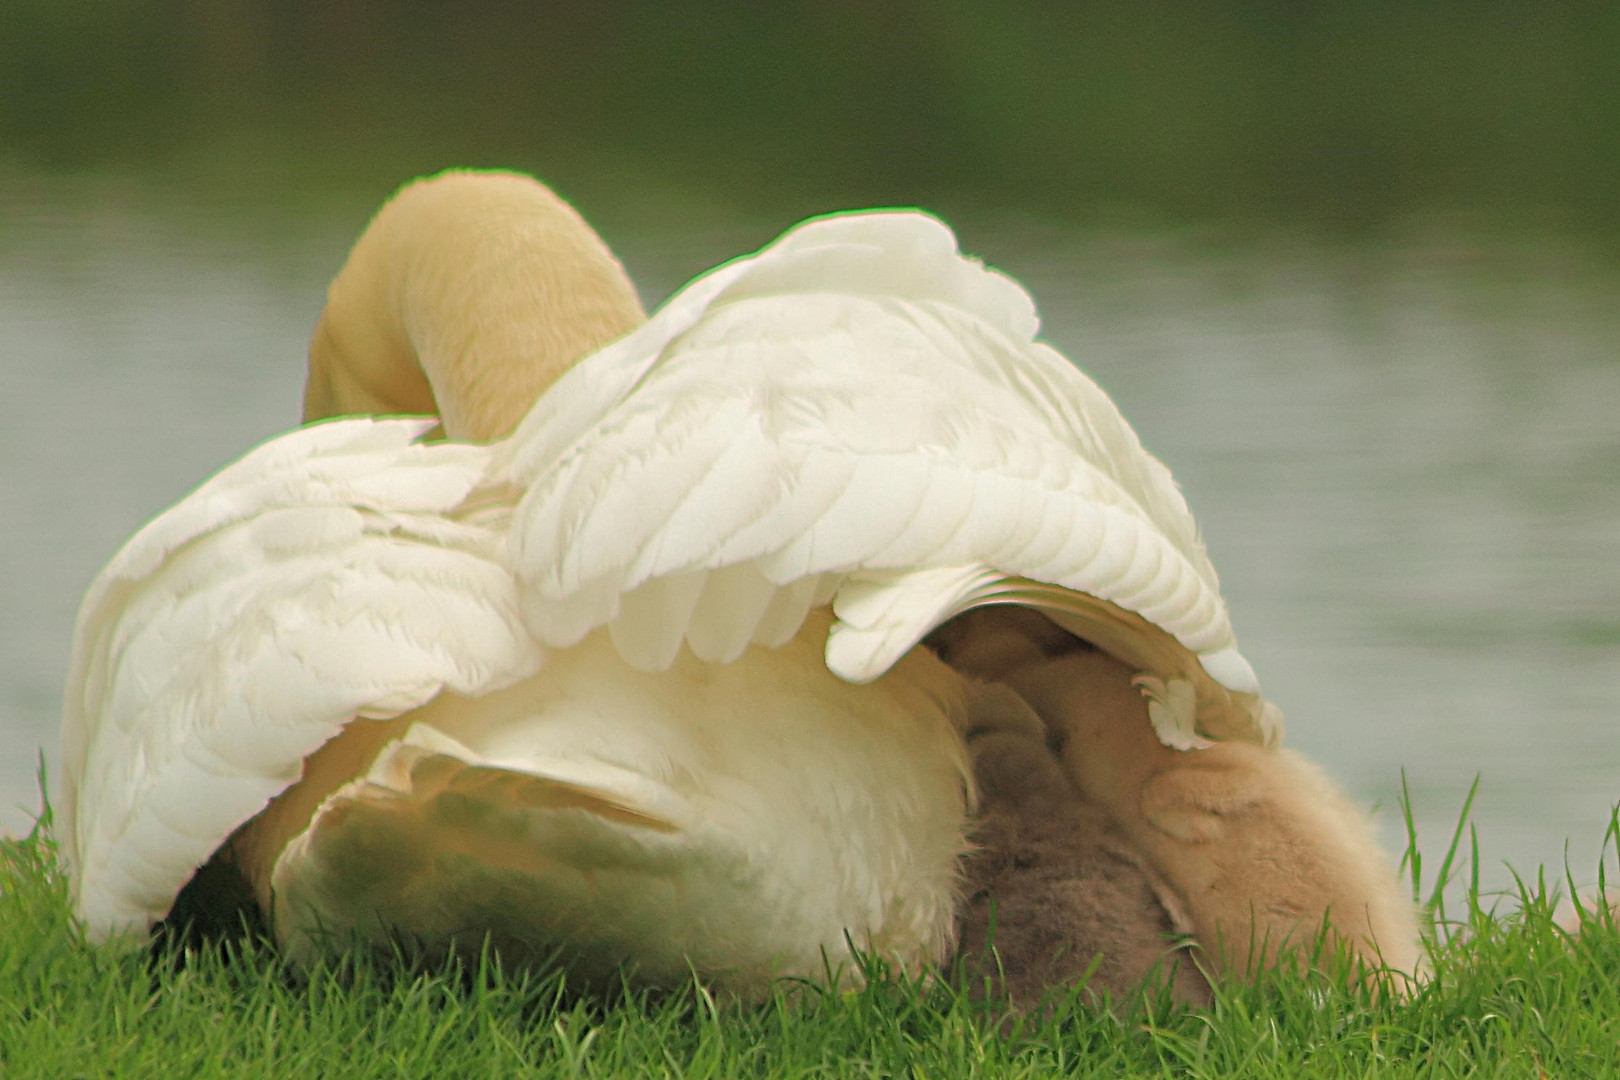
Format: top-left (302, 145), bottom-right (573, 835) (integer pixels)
top-left (497, 212), bottom-right (1277, 742)
top-left (61, 418), bottom-right (538, 938)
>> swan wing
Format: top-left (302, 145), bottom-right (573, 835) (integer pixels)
top-left (497, 212), bottom-right (1276, 742)
top-left (61, 418), bottom-right (538, 939)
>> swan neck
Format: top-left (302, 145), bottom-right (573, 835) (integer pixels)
top-left (304, 171), bottom-right (645, 441)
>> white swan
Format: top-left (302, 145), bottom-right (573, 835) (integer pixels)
top-left (60, 171), bottom-right (1414, 996)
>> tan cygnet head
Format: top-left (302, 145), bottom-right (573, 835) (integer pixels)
top-left (304, 169), bottom-right (646, 441)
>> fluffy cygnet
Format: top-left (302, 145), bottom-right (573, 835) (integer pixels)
top-left (954, 681), bottom-right (1212, 1007)
top-left (938, 607), bottom-right (1420, 999)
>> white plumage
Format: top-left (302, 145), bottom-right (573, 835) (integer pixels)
top-left (60, 175), bottom-right (1299, 994)
top-left (495, 210), bottom-right (1278, 744)
top-left (62, 419), bottom-right (535, 935)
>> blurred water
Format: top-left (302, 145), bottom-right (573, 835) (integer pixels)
top-left (2, 179), bottom-right (1616, 905)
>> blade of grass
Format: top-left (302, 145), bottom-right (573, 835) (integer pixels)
top-left (1426, 774), bottom-right (1482, 925)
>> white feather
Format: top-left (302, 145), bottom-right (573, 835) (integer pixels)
top-left (61, 419), bottom-right (535, 937)
top-left (64, 207), bottom-right (1278, 970)
top-left (495, 213), bottom-right (1271, 740)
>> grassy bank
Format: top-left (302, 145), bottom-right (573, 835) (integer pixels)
top-left (2, 807), bottom-right (1616, 1079)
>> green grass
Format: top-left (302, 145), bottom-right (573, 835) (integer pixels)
top-left (3, 803), bottom-right (1617, 1080)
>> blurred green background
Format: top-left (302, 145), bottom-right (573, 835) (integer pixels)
top-left (3, 1), bottom-right (1618, 239)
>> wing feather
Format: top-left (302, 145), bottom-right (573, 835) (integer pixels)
top-left (684, 563), bottom-right (782, 663)
top-left (497, 211), bottom-right (1274, 742)
top-left (62, 418), bottom-right (539, 939)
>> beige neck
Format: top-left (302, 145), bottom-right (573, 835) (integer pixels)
top-left (303, 170), bottom-right (646, 441)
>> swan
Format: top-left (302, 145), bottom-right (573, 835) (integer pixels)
top-left (60, 170), bottom-right (1416, 997)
